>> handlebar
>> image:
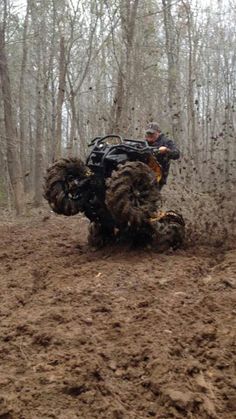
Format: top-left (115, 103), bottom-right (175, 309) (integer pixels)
top-left (123, 139), bottom-right (148, 146)
top-left (88, 136), bottom-right (102, 147)
top-left (88, 135), bottom-right (166, 156)
top-left (88, 135), bottom-right (123, 147)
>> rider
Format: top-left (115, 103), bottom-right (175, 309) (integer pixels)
top-left (145, 122), bottom-right (180, 189)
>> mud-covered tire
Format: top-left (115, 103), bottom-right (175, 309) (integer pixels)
top-left (157, 222), bottom-right (185, 249)
top-left (44, 158), bottom-right (88, 216)
top-left (106, 161), bottom-right (160, 226)
top-left (153, 212), bottom-right (185, 249)
top-left (88, 222), bottom-right (115, 248)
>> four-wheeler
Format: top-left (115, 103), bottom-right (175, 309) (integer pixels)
top-left (44, 135), bottom-right (185, 248)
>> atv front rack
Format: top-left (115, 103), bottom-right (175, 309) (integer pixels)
top-left (86, 135), bottom-right (161, 178)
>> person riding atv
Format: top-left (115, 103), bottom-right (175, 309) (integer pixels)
top-left (145, 122), bottom-right (180, 189)
top-left (44, 133), bottom-right (184, 248)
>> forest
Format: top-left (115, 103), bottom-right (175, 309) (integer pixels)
top-left (0, 0), bottom-right (235, 220)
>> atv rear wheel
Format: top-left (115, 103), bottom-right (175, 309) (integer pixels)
top-left (44, 158), bottom-right (88, 216)
top-left (106, 161), bottom-right (160, 226)
top-left (151, 211), bottom-right (185, 250)
top-left (88, 222), bottom-right (115, 248)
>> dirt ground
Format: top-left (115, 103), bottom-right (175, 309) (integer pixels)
top-left (0, 211), bottom-right (235, 419)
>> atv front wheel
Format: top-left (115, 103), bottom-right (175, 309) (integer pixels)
top-left (44, 158), bottom-right (88, 216)
top-left (106, 161), bottom-right (160, 226)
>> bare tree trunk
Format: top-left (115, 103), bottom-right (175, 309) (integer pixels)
top-left (50, 70), bottom-right (56, 161)
top-left (19, 0), bottom-right (30, 188)
top-left (54, 36), bottom-right (66, 160)
top-left (28, 112), bottom-right (34, 192)
top-left (121, 0), bottom-right (139, 132)
top-left (110, 0), bottom-right (139, 133)
top-left (0, 15), bottom-right (25, 214)
top-left (162, 0), bottom-right (182, 142)
top-left (110, 64), bottom-right (125, 133)
top-left (47, 0), bottom-right (57, 164)
top-left (33, 46), bottom-right (44, 206)
top-left (186, 3), bottom-right (197, 155)
top-left (67, 89), bottom-right (77, 157)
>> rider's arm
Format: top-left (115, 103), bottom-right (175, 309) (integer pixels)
top-left (164, 138), bottom-right (180, 160)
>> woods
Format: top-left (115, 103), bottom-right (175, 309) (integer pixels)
top-left (0, 0), bottom-right (235, 214)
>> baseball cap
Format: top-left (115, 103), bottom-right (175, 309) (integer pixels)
top-left (145, 122), bottom-right (161, 134)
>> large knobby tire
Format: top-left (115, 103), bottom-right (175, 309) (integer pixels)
top-left (106, 161), bottom-right (160, 226)
top-left (88, 222), bottom-right (115, 248)
top-left (152, 212), bottom-right (185, 250)
top-left (44, 158), bottom-right (88, 216)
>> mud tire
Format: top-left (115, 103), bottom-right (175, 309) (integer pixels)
top-left (106, 161), bottom-right (160, 226)
top-left (153, 212), bottom-right (185, 250)
top-left (44, 158), bottom-right (88, 216)
top-left (88, 222), bottom-right (115, 248)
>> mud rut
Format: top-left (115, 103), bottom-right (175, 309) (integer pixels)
top-left (0, 213), bottom-right (235, 419)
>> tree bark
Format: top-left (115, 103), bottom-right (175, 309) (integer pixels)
top-left (0, 18), bottom-right (25, 214)
top-left (162, 0), bottom-right (182, 142)
top-left (33, 50), bottom-right (44, 207)
top-left (54, 36), bottom-right (67, 160)
top-left (19, 0), bottom-right (30, 188)
top-left (67, 89), bottom-right (77, 157)
top-left (110, 0), bottom-right (139, 133)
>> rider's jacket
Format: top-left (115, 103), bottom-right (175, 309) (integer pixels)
top-left (151, 133), bottom-right (180, 186)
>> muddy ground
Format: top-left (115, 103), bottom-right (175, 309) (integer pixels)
top-left (0, 212), bottom-right (235, 419)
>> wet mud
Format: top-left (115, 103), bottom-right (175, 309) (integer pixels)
top-left (0, 213), bottom-right (235, 418)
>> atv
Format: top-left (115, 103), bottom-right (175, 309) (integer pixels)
top-left (44, 135), bottom-right (185, 248)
